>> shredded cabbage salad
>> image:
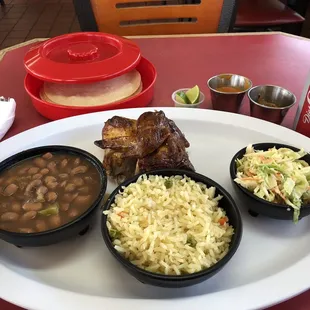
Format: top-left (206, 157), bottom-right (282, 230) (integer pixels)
top-left (235, 144), bottom-right (310, 222)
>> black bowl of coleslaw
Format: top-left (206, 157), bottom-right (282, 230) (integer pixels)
top-left (230, 142), bottom-right (310, 221)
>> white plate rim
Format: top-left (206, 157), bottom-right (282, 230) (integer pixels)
top-left (1, 107), bottom-right (310, 310)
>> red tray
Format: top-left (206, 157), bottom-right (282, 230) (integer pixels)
top-left (24, 57), bottom-right (157, 120)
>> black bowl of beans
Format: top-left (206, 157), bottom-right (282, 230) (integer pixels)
top-left (0, 145), bottom-right (107, 247)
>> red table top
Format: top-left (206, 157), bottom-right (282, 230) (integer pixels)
top-left (1, 32), bottom-right (310, 310)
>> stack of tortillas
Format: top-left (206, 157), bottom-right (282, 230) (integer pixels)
top-left (40, 69), bottom-right (142, 107)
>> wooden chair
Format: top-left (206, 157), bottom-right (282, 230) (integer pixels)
top-left (234, 0), bottom-right (304, 33)
top-left (73, 0), bottom-right (237, 36)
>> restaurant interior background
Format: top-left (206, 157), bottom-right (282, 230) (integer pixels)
top-left (0, 0), bottom-right (310, 50)
top-left (0, 0), bottom-right (80, 49)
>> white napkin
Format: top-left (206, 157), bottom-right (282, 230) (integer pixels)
top-left (0, 97), bottom-right (16, 141)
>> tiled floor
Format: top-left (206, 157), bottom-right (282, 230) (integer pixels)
top-left (0, 0), bottom-right (80, 49)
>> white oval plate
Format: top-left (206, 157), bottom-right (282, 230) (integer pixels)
top-left (1, 107), bottom-right (310, 310)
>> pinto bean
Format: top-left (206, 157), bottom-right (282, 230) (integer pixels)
top-left (63, 193), bottom-right (79, 203)
top-left (78, 186), bottom-right (89, 195)
top-left (49, 215), bottom-right (61, 228)
top-left (37, 185), bottom-right (48, 194)
top-left (28, 167), bottom-right (40, 175)
top-left (73, 195), bottom-right (91, 206)
top-left (36, 220), bottom-right (48, 232)
top-left (1, 212), bottom-right (19, 221)
top-left (73, 158), bottom-right (81, 166)
top-left (60, 159), bottom-right (68, 169)
top-left (60, 203), bottom-right (70, 212)
top-left (44, 176), bottom-right (56, 184)
top-left (59, 180), bottom-right (67, 188)
top-left (42, 152), bottom-right (53, 160)
top-left (65, 183), bottom-right (76, 193)
top-left (46, 192), bottom-right (57, 202)
top-left (47, 161), bottom-right (57, 169)
top-left (3, 183), bottom-right (18, 196)
top-left (71, 166), bottom-right (88, 175)
top-left (72, 177), bottom-right (84, 187)
top-left (59, 173), bottom-right (69, 180)
top-left (11, 202), bottom-right (21, 212)
top-left (33, 157), bottom-right (47, 168)
top-left (33, 173), bottom-right (43, 180)
top-left (25, 179), bottom-right (42, 196)
top-left (21, 211), bottom-right (37, 221)
top-left (36, 185), bottom-right (48, 200)
top-left (40, 168), bottom-right (49, 175)
top-left (22, 202), bottom-right (43, 211)
top-left (18, 166), bottom-right (30, 175)
top-left (68, 208), bottom-right (79, 218)
top-left (47, 161), bottom-right (57, 173)
top-left (19, 228), bottom-right (34, 233)
top-left (46, 181), bottom-right (58, 190)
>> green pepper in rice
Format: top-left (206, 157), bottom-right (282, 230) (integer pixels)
top-left (187, 235), bottom-right (197, 248)
top-left (110, 228), bottom-right (121, 240)
top-left (164, 179), bottom-right (173, 189)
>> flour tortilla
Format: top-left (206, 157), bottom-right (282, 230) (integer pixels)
top-left (41, 69), bottom-right (142, 107)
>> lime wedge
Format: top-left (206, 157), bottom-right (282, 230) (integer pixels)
top-left (185, 85), bottom-right (200, 104)
top-left (175, 91), bottom-right (189, 104)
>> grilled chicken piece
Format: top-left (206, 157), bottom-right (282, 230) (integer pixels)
top-left (136, 111), bottom-right (171, 158)
top-left (176, 152), bottom-right (195, 171)
top-left (94, 139), bottom-right (104, 149)
top-left (98, 110), bottom-right (195, 182)
top-left (103, 149), bottom-right (137, 184)
top-left (136, 131), bottom-right (194, 173)
top-left (167, 119), bottom-right (190, 148)
top-left (101, 116), bottom-right (137, 152)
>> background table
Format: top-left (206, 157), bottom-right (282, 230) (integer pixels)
top-left (1, 32), bottom-right (310, 310)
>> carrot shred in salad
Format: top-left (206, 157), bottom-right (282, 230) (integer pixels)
top-left (234, 144), bottom-right (310, 222)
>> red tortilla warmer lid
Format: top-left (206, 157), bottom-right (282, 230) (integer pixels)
top-left (24, 32), bottom-right (141, 83)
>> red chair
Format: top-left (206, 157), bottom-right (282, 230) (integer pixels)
top-left (235, 0), bottom-right (304, 31)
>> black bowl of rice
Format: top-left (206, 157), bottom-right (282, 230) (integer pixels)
top-left (101, 169), bottom-right (242, 288)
